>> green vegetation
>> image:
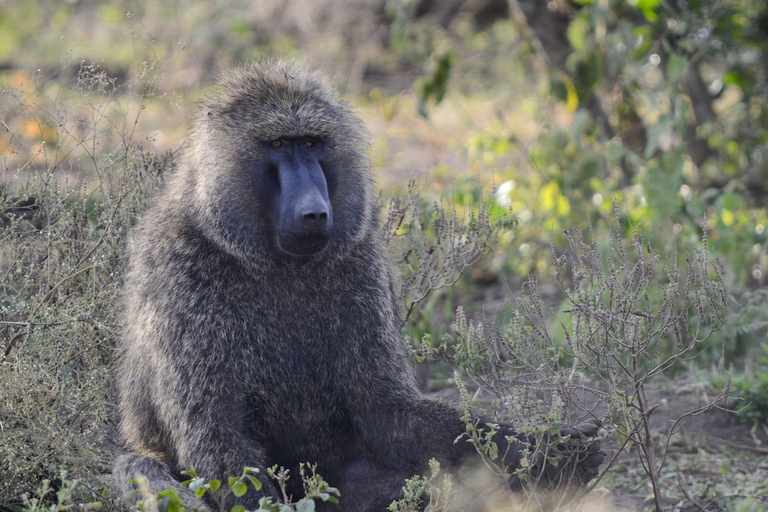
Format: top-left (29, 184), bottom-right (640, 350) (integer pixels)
top-left (138, 465), bottom-right (340, 512)
top-left (1, 1), bottom-right (767, 511)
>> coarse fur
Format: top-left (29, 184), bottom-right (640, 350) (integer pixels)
top-left (114, 60), bottom-right (473, 512)
top-left (114, 60), bottom-right (602, 512)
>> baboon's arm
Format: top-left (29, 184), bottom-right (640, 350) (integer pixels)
top-left (351, 385), bottom-right (604, 488)
top-left (160, 385), bottom-right (279, 510)
top-left (352, 391), bottom-right (475, 471)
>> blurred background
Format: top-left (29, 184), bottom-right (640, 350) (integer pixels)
top-left (1, 1), bottom-right (767, 510)
top-left (2, 0), bottom-right (767, 283)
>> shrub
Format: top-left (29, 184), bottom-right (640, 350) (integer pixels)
top-left (413, 203), bottom-right (728, 511)
top-left (0, 54), bottom-right (170, 506)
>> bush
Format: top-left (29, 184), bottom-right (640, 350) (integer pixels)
top-left (0, 55), bottom-right (169, 506)
top-left (413, 203), bottom-right (728, 511)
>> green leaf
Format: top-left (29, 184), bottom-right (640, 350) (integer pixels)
top-left (567, 17), bottom-right (590, 53)
top-left (157, 495), bottom-right (171, 512)
top-left (722, 192), bottom-right (743, 211)
top-left (569, 51), bottom-right (601, 101)
top-left (666, 54), bottom-right (687, 82)
top-left (156, 490), bottom-right (182, 512)
top-left (295, 498), bottom-right (315, 512)
top-left (209, 480), bottom-right (221, 493)
top-left (246, 475), bottom-right (262, 491)
top-left (644, 151), bottom-right (684, 219)
top-left (231, 482), bottom-right (248, 498)
top-left (606, 140), bottom-right (626, 163)
top-left (633, 26), bottom-right (653, 58)
top-left (188, 477), bottom-right (205, 493)
top-left (317, 485), bottom-right (341, 502)
top-left (632, 0), bottom-right (660, 21)
top-left (724, 70), bottom-right (750, 91)
top-left (231, 505), bottom-right (245, 512)
top-left (258, 496), bottom-right (273, 506)
top-left (228, 477), bottom-right (238, 488)
top-left (644, 115), bottom-right (674, 158)
top-left (415, 51), bottom-right (455, 118)
top-left (563, 75), bottom-right (579, 112)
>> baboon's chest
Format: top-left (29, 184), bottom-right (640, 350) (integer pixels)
top-left (240, 288), bottom-right (354, 413)
top-left (234, 270), bottom-right (384, 460)
top-left (244, 341), bottom-right (354, 465)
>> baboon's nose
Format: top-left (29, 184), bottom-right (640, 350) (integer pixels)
top-left (299, 207), bottom-right (330, 232)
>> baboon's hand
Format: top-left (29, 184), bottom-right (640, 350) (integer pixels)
top-left (555, 417), bottom-right (605, 486)
top-left (534, 436), bottom-right (605, 487)
top-left (494, 418), bottom-right (605, 491)
top-left (560, 417), bottom-right (601, 439)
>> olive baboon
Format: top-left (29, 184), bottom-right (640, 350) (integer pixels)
top-left (113, 60), bottom-right (603, 512)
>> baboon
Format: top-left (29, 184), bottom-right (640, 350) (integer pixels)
top-left (113, 60), bottom-right (603, 512)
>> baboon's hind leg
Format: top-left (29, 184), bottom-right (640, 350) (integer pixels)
top-left (113, 453), bottom-right (210, 510)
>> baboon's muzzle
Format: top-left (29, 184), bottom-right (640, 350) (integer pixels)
top-left (276, 155), bottom-right (333, 256)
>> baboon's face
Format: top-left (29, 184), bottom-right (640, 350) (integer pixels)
top-left (259, 136), bottom-right (336, 256)
top-left (189, 63), bottom-right (372, 263)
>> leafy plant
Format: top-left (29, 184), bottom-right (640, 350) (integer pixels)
top-left (415, 202), bottom-right (728, 511)
top-left (131, 465), bottom-right (338, 512)
top-left (387, 459), bottom-right (455, 512)
top-left (19, 470), bottom-right (103, 512)
top-left (726, 344), bottom-right (768, 425)
top-left (384, 178), bottom-right (516, 325)
top-left (0, 33), bottom-right (173, 506)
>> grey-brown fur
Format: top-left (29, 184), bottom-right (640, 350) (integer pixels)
top-left (114, 60), bottom-right (474, 512)
top-left (113, 60), bottom-right (602, 512)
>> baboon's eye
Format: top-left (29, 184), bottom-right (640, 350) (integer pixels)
top-left (302, 139), bottom-right (318, 150)
top-left (270, 140), bottom-right (284, 149)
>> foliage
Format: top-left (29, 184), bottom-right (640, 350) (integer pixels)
top-left (728, 360), bottom-right (768, 425)
top-left (0, 41), bottom-right (170, 506)
top-left (132, 465), bottom-right (338, 512)
top-left (19, 470), bottom-right (103, 512)
top-left (414, 203), bottom-right (728, 511)
top-left (384, 178), bottom-right (516, 324)
top-left (415, 51), bottom-right (454, 119)
top-left (386, 0), bottom-right (767, 294)
top-left (383, 0), bottom-right (768, 381)
top-left (725, 345), bottom-right (768, 425)
top-left (387, 459), bottom-right (455, 512)
top-left (507, 0), bottom-right (768, 288)
top-left (0, 2), bottom-right (766, 511)
top-left (710, 290), bottom-right (768, 424)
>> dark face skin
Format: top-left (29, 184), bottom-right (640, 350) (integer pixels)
top-left (260, 136), bottom-right (336, 256)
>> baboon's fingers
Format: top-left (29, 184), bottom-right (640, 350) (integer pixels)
top-left (562, 417), bottom-right (601, 438)
top-left (573, 441), bottom-right (606, 484)
top-left (507, 473), bottom-right (523, 491)
top-left (581, 443), bottom-right (606, 468)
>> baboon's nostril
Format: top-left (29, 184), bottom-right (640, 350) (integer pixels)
top-left (300, 209), bottom-right (329, 231)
